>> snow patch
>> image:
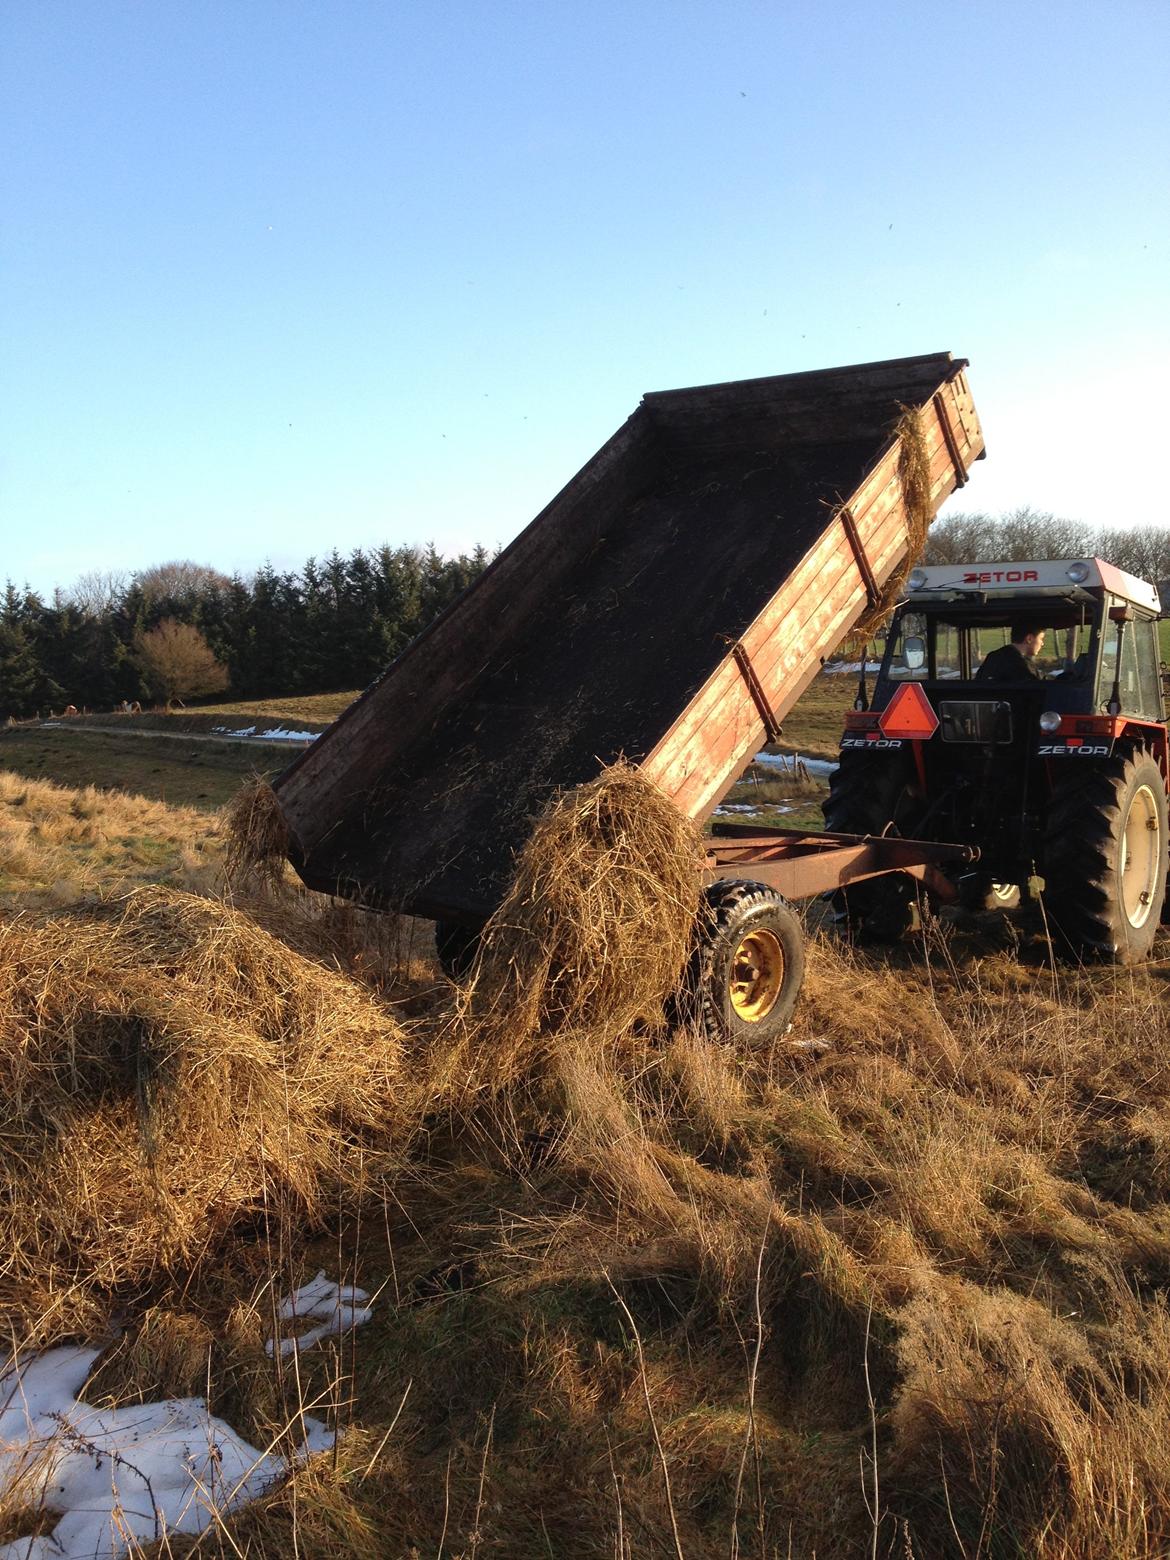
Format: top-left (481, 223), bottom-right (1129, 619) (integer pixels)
top-left (210, 726), bottom-right (317, 743)
top-left (713, 803), bottom-right (797, 818)
top-left (0, 1273), bottom-right (373, 1559)
top-left (266, 1272), bottom-right (374, 1360)
top-left (0, 1347), bottom-right (285, 1560)
top-left (752, 751), bottom-right (838, 780)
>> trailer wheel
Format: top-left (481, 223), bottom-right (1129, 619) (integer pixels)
top-left (435, 920), bottom-right (483, 982)
top-left (822, 750), bottom-right (922, 939)
top-left (689, 880), bottom-right (805, 1045)
top-left (1042, 746), bottom-right (1168, 964)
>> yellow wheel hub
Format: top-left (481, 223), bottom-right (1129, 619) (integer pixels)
top-left (729, 928), bottom-right (785, 1023)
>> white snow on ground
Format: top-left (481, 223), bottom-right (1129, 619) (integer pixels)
top-left (0, 1274), bottom-right (372, 1560)
top-left (210, 726), bottom-right (319, 743)
top-left (265, 1272), bottom-right (374, 1360)
top-left (713, 803), bottom-right (797, 818)
top-left (752, 751), bottom-right (838, 779)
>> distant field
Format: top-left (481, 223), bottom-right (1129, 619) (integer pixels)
top-left (0, 728), bottom-right (280, 811)
top-left (1, 678), bottom-right (851, 819)
top-left (198, 691), bottom-right (357, 722)
top-left (201, 675), bottom-right (857, 760)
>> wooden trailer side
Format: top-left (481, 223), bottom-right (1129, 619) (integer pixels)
top-left (638, 368), bottom-right (984, 816)
top-left (274, 407), bottom-right (659, 856)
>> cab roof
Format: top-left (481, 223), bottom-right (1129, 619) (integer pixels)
top-left (906, 559), bottom-right (1161, 615)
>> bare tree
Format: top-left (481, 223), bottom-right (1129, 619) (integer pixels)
top-left (137, 619), bottom-right (229, 705)
top-left (926, 508), bottom-right (1096, 565)
top-left (134, 561), bottom-right (232, 605)
top-left (67, 568), bottom-right (131, 617)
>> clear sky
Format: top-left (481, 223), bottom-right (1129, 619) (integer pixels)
top-left (3, 1), bottom-right (1167, 598)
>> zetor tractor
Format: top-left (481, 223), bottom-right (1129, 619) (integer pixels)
top-left (825, 558), bottom-right (1169, 963)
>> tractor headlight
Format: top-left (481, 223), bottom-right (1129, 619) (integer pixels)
top-left (907, 568), bottom-right (928, 590)
top-left (1066, 562), bottom-right (1090, 583)
top-left (1039, 711), bottom-right (1062, 734)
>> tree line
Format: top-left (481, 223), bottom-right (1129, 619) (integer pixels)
top-left (4, 509), bottom-right (1169, 721)
top-left (923, 507), bottom-right (1170, 582)
top-left (0, 544), bottom-right (490, 719)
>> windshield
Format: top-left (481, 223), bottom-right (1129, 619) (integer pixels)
top-left (882, 611), bottom-right (1095, 682)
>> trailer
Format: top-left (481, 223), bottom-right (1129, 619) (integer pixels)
top-left (272, 352), bottom-right (986, 1036)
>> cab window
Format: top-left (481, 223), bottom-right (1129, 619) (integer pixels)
top-left (884, 615), bottom-right (966, 680)
top-left (1133, 618), bottom-right (1163, 719)
top-left (1098, 610), bottom-right (1162, 718)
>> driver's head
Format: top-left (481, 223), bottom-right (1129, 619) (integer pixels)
top-left (1010, 621), bottom-right (1046, 658)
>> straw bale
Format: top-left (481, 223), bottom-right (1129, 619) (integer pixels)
top-left (0, 886), bottom-right (404, 1341)
top-left (222, 777), bottom-right (291, 890)
top-left (434, 761), bottom-right (705, 1103)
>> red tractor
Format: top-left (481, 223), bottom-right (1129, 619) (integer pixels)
top-left (825, 558), bottom-right (1168, 963)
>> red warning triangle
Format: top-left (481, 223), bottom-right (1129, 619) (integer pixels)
top-left (877, 681), bottom-right (939, 740)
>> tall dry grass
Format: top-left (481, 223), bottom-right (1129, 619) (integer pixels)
top-left (2, 764), bottom-right (1170, 1555)
top-left (0, 768), bottom-right (220, 904)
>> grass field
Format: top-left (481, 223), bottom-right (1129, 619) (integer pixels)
top-left (199, 676), bottom-right (858, 759)
top-left (5, 676), bottom-right (1170, 1556)
top-left (2, 763), bottom-right (1170, 1557)
top-left (0, 726), bottom-right (280, 810)
top-left (1, 675), bottom-right (856, 829)
top-left (198, 691), bottom-right (359, 722)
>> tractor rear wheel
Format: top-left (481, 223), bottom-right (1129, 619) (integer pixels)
top-left (1042, 747), bottom-right (1168, 964)
top-left (822, 750), bottom-right (922, 939)
top-left (688, 880), bottom-right (805, 1045)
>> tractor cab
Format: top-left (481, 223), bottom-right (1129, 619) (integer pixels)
top-left (847, 558), bottom-right (1164, 757)
top-left (828, 560), bottom-right (1169, 958)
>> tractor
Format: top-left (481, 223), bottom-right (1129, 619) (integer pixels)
top-left (825, 558), bottom-right (1169, 963)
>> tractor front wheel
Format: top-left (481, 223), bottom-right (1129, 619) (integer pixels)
top-left (1042, 747), bottom-right (1168, 964)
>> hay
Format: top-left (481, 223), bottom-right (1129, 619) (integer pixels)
top-left (433, 761), bottom-right (705, 1104)
top-left (222, 777), bottom-right (291, 890)
top-left (851, 404), bottom-right (934, 641)
top-left (0, 886), bottom-right (405, 1343)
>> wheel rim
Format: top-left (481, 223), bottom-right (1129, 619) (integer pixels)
top-left (1120, 783), bottom-right (1161, 930)
top-left (729, 929), bottom-right (784, 1022)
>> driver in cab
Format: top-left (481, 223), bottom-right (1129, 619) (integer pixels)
top-left (976, 622), bottom-right (1046, 681)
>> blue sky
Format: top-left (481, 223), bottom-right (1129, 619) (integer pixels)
top-left (3, 1), bottom-right (1167, 598)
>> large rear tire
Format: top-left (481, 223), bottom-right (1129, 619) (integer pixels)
top-left (1042, 747), bottom-right (1168, 964)
top-left (822, 750), bottom-right (922, 939)
top-left (688, 880), bottom-right (805, 1045)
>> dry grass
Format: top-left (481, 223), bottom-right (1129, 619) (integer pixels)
top-left (198, 692), bottom-right (358, 723)
top-left (3, 767), bottom-right (1170, 1556)
top-left (0, 886), bottom-right (404, 1346)
top-left (431, 761), bottom-right (705, 1108)
top-left (223, 775), bottom-right (292, 891)
top-left (0, 767), bottom-right (221, 905)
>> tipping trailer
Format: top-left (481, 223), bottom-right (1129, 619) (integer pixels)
top-left (273, 353), bottom-right (985, 1036)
